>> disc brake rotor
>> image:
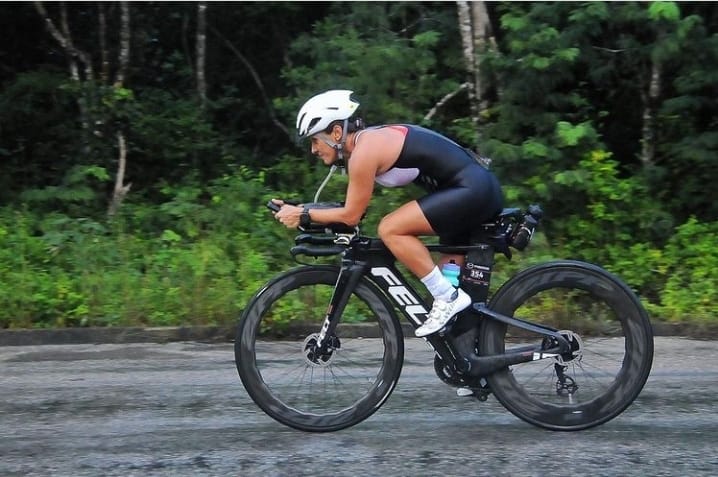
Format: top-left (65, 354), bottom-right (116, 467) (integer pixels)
top-left (302, 333), bottom-right (340, 367)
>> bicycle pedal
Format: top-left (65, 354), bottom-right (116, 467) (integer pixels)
top-left (456, 387), bottom-right (474, 397)
top-left (437, 317), bottom-right (460, 336)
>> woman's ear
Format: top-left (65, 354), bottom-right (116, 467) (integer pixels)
top-left (332, 124), bottom-right (343, 142)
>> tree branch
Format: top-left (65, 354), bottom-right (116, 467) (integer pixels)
top-left (35, 1), bottom-right (93, 140)
top-left (58, 2), bottom-right (94, 81)
top-left (209, 24), bottom-right (291, 140)
top-left (424, 82), bottom-right (470, 122)
top-left (35, 1), bottom-right (82, 80)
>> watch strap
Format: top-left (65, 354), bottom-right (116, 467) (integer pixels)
top-left (299, 207), bottom-right (311, 227)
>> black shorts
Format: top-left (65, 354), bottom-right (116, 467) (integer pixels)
top-left (417, 165), bottom-right (503, 246)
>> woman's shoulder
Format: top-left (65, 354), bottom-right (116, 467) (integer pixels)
top-left (351, 125), bottom-right (407, 170)
top-left (358, 124), bottom-right (410, 141)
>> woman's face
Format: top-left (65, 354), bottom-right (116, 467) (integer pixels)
top-left (310, 127), bottom-right (342, 165)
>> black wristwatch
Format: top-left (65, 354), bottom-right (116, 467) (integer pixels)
top-left (299, 207), bottom-right (311, 228)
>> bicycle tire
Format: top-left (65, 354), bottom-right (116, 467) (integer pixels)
top-left (235, 265), bottom-right (404, 432)
top-left (481, 260), bottom-right (654, 431)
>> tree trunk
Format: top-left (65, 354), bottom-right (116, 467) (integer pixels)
top-left (108, 1), bottom-right (132, 216)
top-left (456, 1), bottom-right (495, 145)
top-left (469, 1), bottom-right (495, 112)
top-left (640, 60), bottom-right (660, 168)
top-left (196, 2), bottom-right (208, 106)
top-left (115, 2), bottom-right (130, 87)
top-left (36, 1), bottom-right (134, 216)
top-left (98, 3), bottom-right (109, 83)
top-left (34, 2), bottom-right (93, 144)
top-left (456, 1), bottom-right (479, 132)
top-left (108, 131), bottom-right (131, 217)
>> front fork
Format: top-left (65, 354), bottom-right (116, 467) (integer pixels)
top-left (314, 261), bottom-right (366, 351)
top-left (314, 256), bottom-right (462, 369)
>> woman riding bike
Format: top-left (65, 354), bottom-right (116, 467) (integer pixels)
top-left (272, 89), bottom-right (503, 337)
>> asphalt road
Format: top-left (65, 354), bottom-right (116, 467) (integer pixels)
top-left (1, 337), bottom-right (716, 477)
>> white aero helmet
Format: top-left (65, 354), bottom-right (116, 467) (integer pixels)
top-left (296, 89), bottom-right (360, 138)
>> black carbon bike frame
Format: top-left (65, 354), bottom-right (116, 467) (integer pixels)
top-left (294, 234), bottom-right (573, 379)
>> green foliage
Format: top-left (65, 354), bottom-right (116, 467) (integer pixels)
top-left (125, 87), bottom-right (231, 189)
top-left (279, 2), bottom-right (461, 127)
top-left (652, 16), bottom-right (718, 221)
top-left (546, 147), bottom-right (680, 316)
top-left (656, 218), bottom-right (718, 322)
top-left (0, 2), bottom-right (717, 329)
top-left (20, 165), bottom-right (111, 216)
top-left (555, 121), bottom-right (597, 147)
top-left (552, 149), bottom-right (669, 259)
top-left (481, 2), bottom-right (608, 219)
top-left (0, 168), bottom-right (294, 328)
top-left (648, 2), bottom-right (680, 22)
top-left (0, 71), bottom-right (82, 204)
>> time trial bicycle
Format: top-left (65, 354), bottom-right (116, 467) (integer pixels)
top-left (235, 199), bottom-right (654, 432)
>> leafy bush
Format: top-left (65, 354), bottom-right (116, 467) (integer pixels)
top-left (656, 218), bottom-right (718, 322)
top-left (0, 167), bottom-right (292, 328)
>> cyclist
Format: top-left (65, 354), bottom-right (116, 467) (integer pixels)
top-left (273, 89), bottom-right (503, 337)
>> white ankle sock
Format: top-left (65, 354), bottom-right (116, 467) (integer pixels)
top-left (421, 266), bottom-right (456, 301)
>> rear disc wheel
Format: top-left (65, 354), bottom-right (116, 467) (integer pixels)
top-left (481, 260), bottom-right (654, 430)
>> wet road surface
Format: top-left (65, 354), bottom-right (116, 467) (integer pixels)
top-left (1, 337), bottom-right (717, 476)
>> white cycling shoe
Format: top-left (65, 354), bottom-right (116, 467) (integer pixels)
top-left (415, 288), bottom-right (471, 337)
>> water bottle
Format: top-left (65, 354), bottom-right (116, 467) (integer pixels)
top-left (510, 204), bottom-right (543, 251)
top-left (510, 215), bottom-right (537, 250)
top-left (442, 261), bottom-right (461, 287)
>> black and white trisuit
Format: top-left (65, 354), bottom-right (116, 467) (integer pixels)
top-left (360, 124), bottom-right (504, 244)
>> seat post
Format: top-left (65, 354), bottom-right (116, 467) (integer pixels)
top-left (460, 243), bottom-right (495, 305)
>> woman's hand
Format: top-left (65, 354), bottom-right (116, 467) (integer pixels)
top-left (271, 199), bottom-right (303, 229)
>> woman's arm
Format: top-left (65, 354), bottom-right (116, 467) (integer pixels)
top-left (274, 153), bottom-right (377, 227)
top-left (274, 128), bottom-right (401, 228)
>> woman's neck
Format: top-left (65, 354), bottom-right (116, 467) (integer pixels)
top-left (344, 131), bottom-right (359, 155)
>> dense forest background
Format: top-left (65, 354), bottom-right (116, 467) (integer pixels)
top-left (0, 1), bottom-right (716, 329)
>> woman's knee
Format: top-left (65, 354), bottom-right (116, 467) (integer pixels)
top-left (376, 215), bottom-right (395, 241)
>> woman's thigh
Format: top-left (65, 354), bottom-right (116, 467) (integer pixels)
top-left (377, 200), bottom-right (435, 237)
top-left (418, 169), bottom-right (502, 243)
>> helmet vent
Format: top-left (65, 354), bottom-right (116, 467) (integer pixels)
top-left (307, 118), bottom-right (320, 131)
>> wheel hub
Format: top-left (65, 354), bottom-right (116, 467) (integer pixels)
top-left (555, 330), bottom-right (583, 365)
top-left (302, 333), bottom-right (340, 367)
